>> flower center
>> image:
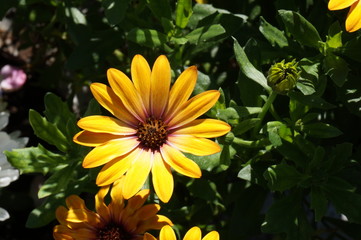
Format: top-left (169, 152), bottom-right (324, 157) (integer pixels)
top-left (97, 223), bottom-right (133, 240)
top-left (136, 117), bottom-right (168, 151)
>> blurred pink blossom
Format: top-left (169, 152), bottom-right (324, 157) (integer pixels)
top-left (0, 65), bottom-right (27, 92)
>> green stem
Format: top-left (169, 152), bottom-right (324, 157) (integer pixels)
top-left (253, 91), bottom-right (278, 136)
top-left (233, 137), bottom-right (268, 148)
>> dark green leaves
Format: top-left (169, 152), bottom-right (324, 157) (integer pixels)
top-left (278, 10), bottom-right (322, 48)
top-left (233, 38), bottom-right (270, 91)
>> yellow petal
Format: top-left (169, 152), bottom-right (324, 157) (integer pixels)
top-left (143, 233), bottom-right (157, 240)
top-left (107, 68), bottom-right (147, 122)
top-left (150, 55), bottom-right (171, 118)
top-left (127, 189), bottom-right (151, 210)
top-left (96, 150), bottom-right (137, 186)
top-left (328, 0), bottom-right (356, 10)
top-left (164, 66), bottom-right (197, 120)
top-left (73, 130), bottom-right (121, 147)
top-left (172, 119), bottom-right (231, 138)
top-left (160, 144), bottom-right (201, 178)
top-left (151, 151), bottom-right (173, 203)
top-left (66, 209), bottom-right (101, 226)
top-left (82, 137), bottom-right (139, 168)
top-left (135, 204), bottom-right (161, 221)
top-left (202, 231), bottom-right (220, 240)
top-left (122, 150), bottom-right (153, 199)
top-left (55, 206), bottom-right (68, 225)
top-left (65, 195), bottom-right (86, 210)
top-left (160, 225), bottom-right (176, 240)
top-left (168, 135), bottom-right (221, 156)
top-left (136, 215), bottom-right (173, 233)
top-left (109, 177), bottom-right (126, 223)
top-left (90, 83), bottom-right (138, 126)
top-left (95, 186), bottom-right (111, 222)
top-left (131, 55), bottom-right (151, 112)
top-left (346, 1), bottom-right (361, 32)
top-left (184, 227), bottom-right (202, 240)
top-left (167, 90), bottom-right (220, 129)
top-left (77, 116), bottom-right (136, 135)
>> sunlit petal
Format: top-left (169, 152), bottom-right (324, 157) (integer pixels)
top-left (143, 233), bottom-right (157, 240)
top-left (73, 130), bottom-right (120, 147)
top-left (95, 186), bottom-right (111, 222)
top-left (172, 119), bottom-right (231, 138)
top-left (164, 66), bottom-right (197, 120)
top-left (184, 227), bottom-right (202, 240)
top-left (107, 68), bottom-right (147, 122)
top-left (328, 0), bottom-right (356, 10)
top-left (90, 83), bottom-right (138, 126)
top-left (346, 1), bottom-right (361, 32)
top-left (167, 90), bottom-right (220, 129)
top-left (66, 195), bottom-right (87, 210)
top-left (122, 150), bottom-right (153, 199)
top-left (150, 55), bottom-right (171, 118)
top-left (160, 225), bottom-right (176, 240)
top-left (151, 151), bottom-right (173, 203)
top-left (168, 135), bottom-right (221, 156)
top-left (160, 144), bottom-right (201, 178)
top-left (96, 149), bottom-right (140, 186)
top-left (135, 204), bottom-right (161, 221)
top-left (77, 116), bottom-right (136, 135)
top-left (202, 231), bottom-right (220, 240)
top-left (82, 137), bottom-right (139, 168)
top-left (131, 54), bottom-right (151, 112)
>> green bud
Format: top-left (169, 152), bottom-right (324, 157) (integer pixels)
top-left (267, 59), bottom-right (300, 94)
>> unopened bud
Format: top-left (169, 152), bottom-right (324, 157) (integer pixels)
top-left (267, 59), bottom-right (300, 94)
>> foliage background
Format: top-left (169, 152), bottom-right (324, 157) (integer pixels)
top-left (1, 0), bottom-right (361, 239)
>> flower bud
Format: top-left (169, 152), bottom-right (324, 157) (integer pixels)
top-left (267, 59), bottom-right (300, 94)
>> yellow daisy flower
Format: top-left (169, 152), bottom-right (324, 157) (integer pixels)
top-left (73, 54), bottom-right (231, 203)
top-left (53, 178), bottom-right (172, 240)
top-left (144, 225), bottom-right (219, 240)
top-left (328, 0), bottom-right (361, 32)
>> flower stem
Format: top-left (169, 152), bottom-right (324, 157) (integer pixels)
top-left (233, 137), bottom-right (268, 148)
top-left (252, 91), bottom-right (278, 136)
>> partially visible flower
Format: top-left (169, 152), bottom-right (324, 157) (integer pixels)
top-left (267, 59), bottom-right (300, 94)
top-left (53, 178), bottom-right (172, 240)
top-left (73, 54), bottom-right (231, 203)
top-left (144, 225), bottom-right (219, 240)
top-left (0, 107), bottom-right (28, 221)
top-left (0, 65), bottom-right (27, 92)
top-left (195, 0), bottom-right (207, 3)
top-left (328, 0), bottom-right (361, 32)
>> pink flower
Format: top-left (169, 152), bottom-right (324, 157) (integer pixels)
top-left (0, 65), bottom-right (27, 92)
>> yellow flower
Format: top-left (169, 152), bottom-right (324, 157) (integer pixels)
top-left (328, 0), bottom-right (361, 32)
top-left (73, 54), bottom-right (231, 203)
top-left (144, 225), bottom-right (219, 240)
top-left (53, 178), bottom-right (172, 240)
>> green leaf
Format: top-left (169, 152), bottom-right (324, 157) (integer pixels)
top-left (259, 16), bottom-right (288, 48)
top-left (175, 0), bottom-right (193, 29)
top-left (5, 144), bottom-right (63, 174)
top-left (267, 121), bottom-right (293, 147)
top-left (262, 192), bottom-right (313, 239)
top-left (38, 165), bottom-right (77, 199)
top-left (289, 91), bottom-right (335, 109)
top-left (278, 10), bottom-right (322, 48)
top-left (264, 162), bottom-right (309, 191)
top-left (323, 54), bottom-right (349, 87)
top-left (65, 7), bottom-right (87, 25)
top-left (29, 109), bottom-right (70, 152)
top-left (233, 118), bottom-right (260, 136)
top-left (323, 177), bottom-right (361, 223)
top-left (102, 0), bottom-right (130, 25)
top-left (302, 122), bottom-right (342, 138)
top-left (44, 93), bottom-right (78, 140)
top-left (188, 179), bottom-right (218, 201)
top-left (185, 24), bottom-right (226, 44)
top-left (238, 164), bottom-right (252, 181)
top-left (26, 193), bottom-right (66, 228)
top-left (233, 38), bottom-right (271, 91)
top-left (193, 70), bottom-right (211, 95)
top-left (310, 187), bottom-right (328, 222)
top-left (127, 28), bottom-right (170, 50)
top-left (146, 0), bottom-right (172, 21)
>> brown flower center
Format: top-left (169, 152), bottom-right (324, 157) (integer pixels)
top-left (97, 223), bottom-right (134, 240)
top-left (136, 117), bottom-right (168, 151)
